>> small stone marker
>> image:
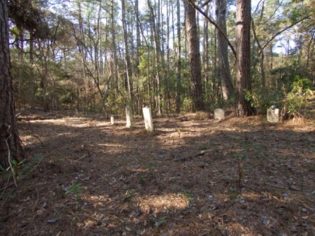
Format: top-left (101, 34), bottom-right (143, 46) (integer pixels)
top-left (142, 106), bottom-right (154, 132)
top-left (267, 106), bottom-right (280, 123)
top-left (110, 115), bottom-right (115, 125)
top-left (214, 108), bottom-right (225, 120)
top-left (125, 106), bottom-right (132, 128)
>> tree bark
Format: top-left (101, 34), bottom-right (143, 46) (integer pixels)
top-left (0, 0), bottom-right (24, 167)
top-left (184, 0), bottom-right (204, 111)
top-left (147, 0), bottom-right (162, 115)
top-left (176, 0), bottom-right (182, 113)
top-left (121, 0), bottom-right (133, 103)
top-left (216, 0), bottom-right (234, 101)
top-left (110, 0), bottom-right (119, 93)
top-left (235, 0), bottom-right (254, 116)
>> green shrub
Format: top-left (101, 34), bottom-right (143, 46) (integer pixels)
top-left (182, 97), bottom-right (193, 112)
top-left (284, 83), bottom-right (313, 116)
top-left (245, 88), bottom-right (284, 114)
top-left (247, 63), bottom-right (313, 116)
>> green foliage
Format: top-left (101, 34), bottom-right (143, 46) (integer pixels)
top-left (106, 90), bottom-right (127, 115)
top-left (245, 88), bottom-right (284, 114)
top-left (271, 64), bottom-right (313, 116)
top-left (271, 63), bottom-right (312, 92)
top-left (18, 155), bottom-right (43, 179)
top-left (182, 98), bottom-right (193, 112)
top-left (11, 62), bottom-right (38, 106)
top-left (65, 181), bottom-right (82, 198)
top-left (11, 57), bottom-right (82, 110)
top-left (7, 0), bottom-right (314, 115)
top-left (284, 83), bottom-right (313, 115)
top-left (247, 63), bottom-right (313, 116)
top-left (0, 155), bottom-right (43, 184)
top-left (181, 191), bottom-right (193, 203)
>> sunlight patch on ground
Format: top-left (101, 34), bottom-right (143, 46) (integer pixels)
top-left (81, 194), bottom-right (111, 207)
top-left (56, 132), bottom-right (73, 136)
top-left (28, 117), bottom-right (88, 125)
top-left (137, 193), bottom-right (190, 214)
top-left (225, 222), bottom-right (253, 235)
top-left (127, 167), bottom-right (150, 173)
top-left (27, 117), bottom-right (106, 128)
top-left (77, 195), bottom-right (112, 230)
top-left (76, 212), bottom-right (106, 230)
top-left (241, 192), bottom-right (262, 201)
top-left (97, 143), bottom-right (128, 153)
top-left (20, 135), bottom-right (35, 145)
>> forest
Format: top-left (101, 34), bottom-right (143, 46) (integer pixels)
top-left (0, 0), bottom-right (314, 235)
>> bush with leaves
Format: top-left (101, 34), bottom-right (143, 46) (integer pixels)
top-left (283, 81), bottom-right (313, 117)
top-left (246, 63), bottom-right (313, 117)
top-left (245, 88), bottom-right (284, 114)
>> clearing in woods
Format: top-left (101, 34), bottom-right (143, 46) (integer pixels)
top-left (0, 112), bottom-right (315, 235)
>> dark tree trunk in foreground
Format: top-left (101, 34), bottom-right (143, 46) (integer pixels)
top-left (216, 0), bottom-right (234, 101)
top-left (184, 0), bottom-right (204, 111)
top-left (235, 0), bottom-right (254, 116)
top-left (0, 0), bottom-right (24, 167)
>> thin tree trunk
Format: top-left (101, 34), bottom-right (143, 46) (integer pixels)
top-left (203, 4), bottom-right (209, 105)
top-left (165, 0), bottom-right (171, 113)
top-left (176, 0), bottom-right (182, 113)
top-left (110, 0), bottom-right (119, 93)
top-left (121, 0), bottom-right (133, 110)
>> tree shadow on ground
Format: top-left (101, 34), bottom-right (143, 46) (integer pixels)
top-left (1, 114), bottom-right (314, 235)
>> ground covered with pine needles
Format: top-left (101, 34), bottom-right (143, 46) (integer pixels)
top-left (1, 111), bottom-right (315, 235)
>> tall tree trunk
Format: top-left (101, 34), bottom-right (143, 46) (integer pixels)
top-left (0, 0), bottom-right (24, 167)
top-left (184, 0), bottom-right (204, 111)
top-left (121, 0), bottom-right (133, 104)
top-left (147, 0), bottom-right (162, 115)
top-left (134, 0), bottom-right (142, 114)
top-left (110, 0), bottom-right (119, 93)
top-left (165, 0), bottom-right (171, 113)
top-left (235, 0), bottom-right (254, 116)
top-left (176, 0), bottom-right (182, 113)
top-left (203, 4), bottom-right (209, 105)
top-left (216, 0), bottom-right (234, 101)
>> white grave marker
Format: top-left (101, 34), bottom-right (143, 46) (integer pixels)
top-left (267, 106), bottom-right (280, 123)
top-left (125, 106), bottom-right (132, 128)
top-left (110, 115), bottom-right (115, 125)
top-left (214, 108), bottom-right (225, 120)
top-left (142, 106), bottom-right (154, 132)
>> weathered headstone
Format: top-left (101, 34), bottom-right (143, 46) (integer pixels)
top-left (110, 115), bottom-right (115, 125)
top-left (125, 106), bottom-right (132, 128)
top-left (214, 108), bottom-right (225, 120)
top-left (142, 106), bottom-right (154, 132)
top-left (267, 106), bottom-right (280, 123)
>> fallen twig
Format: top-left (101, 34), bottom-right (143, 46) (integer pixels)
top-left (5, 137), bottom-right (17, 187)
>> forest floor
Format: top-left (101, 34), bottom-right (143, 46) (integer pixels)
top-left (1, 111), bottom-right (315, 235)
